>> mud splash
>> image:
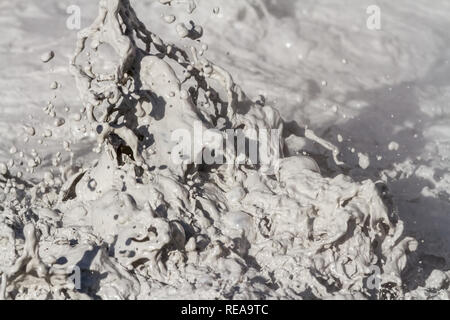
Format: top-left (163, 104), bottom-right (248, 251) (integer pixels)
top-left (0, 0), bottom-right (439, 300)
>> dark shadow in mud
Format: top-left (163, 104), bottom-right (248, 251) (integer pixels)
top-left (316, 60), bottom-right (450, 291)
top-left (75, 246), bottom-right (108, 299)
top-left (148, 93), bottom-right (166, 121)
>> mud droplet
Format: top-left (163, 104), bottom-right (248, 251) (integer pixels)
top-left (358, 153), bottom-right (370, 169)
top-left (388, 141), bottom-right (400, 151)
top-left (54, 118), bottom-right (65, 127)
top-left (50, 81), bottom-right (59, 89)
top-left (164, 15), bottom-right (176, 24)
top-left (176, 23), bottom-right (190, 38)
top-left (40, 51), bottom-right (55, 63)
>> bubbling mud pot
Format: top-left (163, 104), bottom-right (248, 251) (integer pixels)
top-left (0, 0), bottom-right (449, 300)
